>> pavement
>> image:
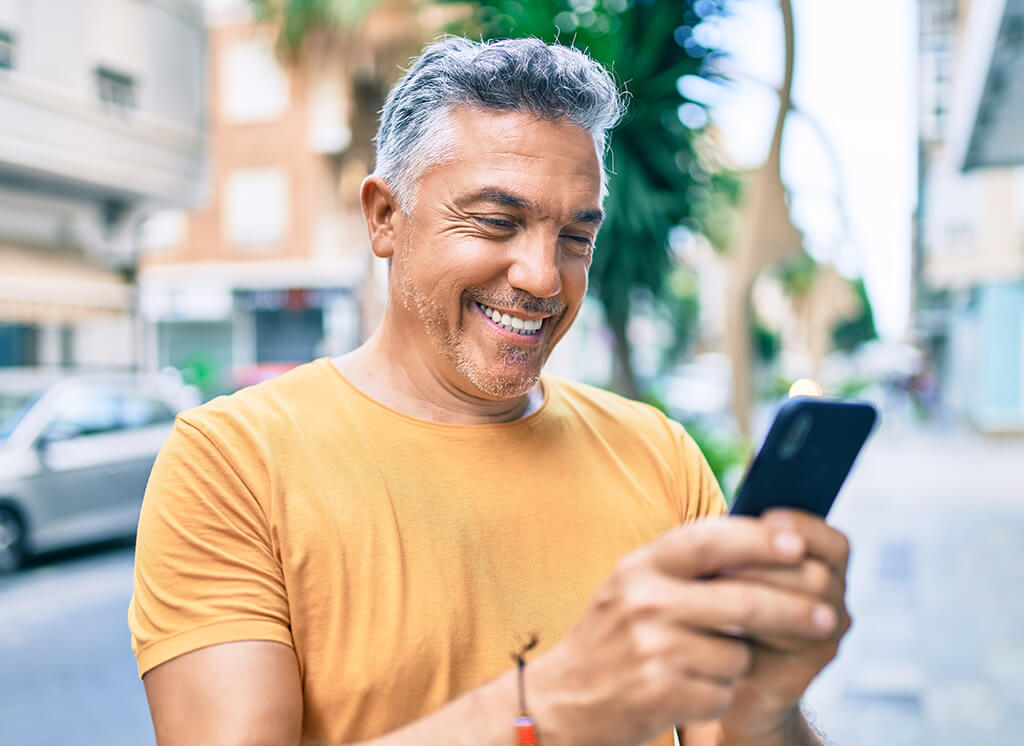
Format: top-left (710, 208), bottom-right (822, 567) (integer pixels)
top-left (0, 410), bottom-right (1021, 745)
top-left (803, 415), bottom-right (1024, 745)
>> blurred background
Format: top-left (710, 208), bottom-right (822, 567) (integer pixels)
top-left (0, 0), bottom-right (1021, 743)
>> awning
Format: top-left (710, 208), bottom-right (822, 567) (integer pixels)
top-left (948, 0), bottom-right (1024, 170)
top-left (0, 246), bottom-right (132, 324)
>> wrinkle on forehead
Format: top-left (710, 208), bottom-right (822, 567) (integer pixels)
top-left (406, 106), bottom-right (605, 214)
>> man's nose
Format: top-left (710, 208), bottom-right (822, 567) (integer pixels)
top-left (506, 231), bottom-right (562, 299)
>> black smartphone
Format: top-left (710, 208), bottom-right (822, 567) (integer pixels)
top-left (729, 397), bottom-right (879, 518)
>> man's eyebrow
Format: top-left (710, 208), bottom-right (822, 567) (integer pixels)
top-left (458, 186), bottom-right (604, 226)
top-left (458, 187), bottom-right (532, 211)
top-left (572, 208), bottom-right (604, 226)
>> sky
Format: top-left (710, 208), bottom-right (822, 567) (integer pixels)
top-left (695, 0), bottom-right (918, 339)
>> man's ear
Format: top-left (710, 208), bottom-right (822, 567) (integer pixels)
top-left (360, 175), bottom-right (403, 259)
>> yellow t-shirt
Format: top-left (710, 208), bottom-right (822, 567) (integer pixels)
top-left (129, 358), bottom-right (726, 745)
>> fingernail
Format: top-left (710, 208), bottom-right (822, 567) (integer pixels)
top-left (773, 531), bottom-right (804, 556)
top-left (813, 605), bottom-right (837, 633)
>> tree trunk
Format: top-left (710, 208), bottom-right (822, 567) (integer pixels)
top-left (725, 0), bottom-right (798, 437)
top-left (609, 311), bottom-right (641, 401)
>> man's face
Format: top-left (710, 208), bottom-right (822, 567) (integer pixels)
top-left (387, 106), bottom-right (604, 401)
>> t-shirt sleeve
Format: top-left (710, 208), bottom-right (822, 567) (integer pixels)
top-left (670, 421), bottom-right (728, 522)
top-left (128, 415), bottom-right (292, 678)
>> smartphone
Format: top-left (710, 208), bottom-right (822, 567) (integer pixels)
top-left (729, 397), bottom-right (879, 518)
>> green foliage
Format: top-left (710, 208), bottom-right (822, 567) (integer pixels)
top-left (834, 376), bottom-right (872, 398)
top-left (248, 0), bottom-right (377, 54)
top-left (752, 318), bottom-right (780, 364)
top-left (680, 419), bottom-right (748, 500)
top-left (777, 250), bottom-right (818, 298)
top-left (659, 267), bottom-right (700, 369)
top-left (832, 277), bottom-right (878, 352)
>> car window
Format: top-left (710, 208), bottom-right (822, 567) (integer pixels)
top-left (0, 391), bottom-right (42, 440)
top-left (119, 393), bottom-right (175, 429)
top-left (46, 387), bottom-right (121, 440)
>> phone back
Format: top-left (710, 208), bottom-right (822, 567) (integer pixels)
top-left (730, 397), bottom-right (878, 517)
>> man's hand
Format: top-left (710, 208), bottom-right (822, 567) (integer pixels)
top-left (714, 510), bottom-right (852, 744)
top-left (527, 515), bottom-right (844, 746)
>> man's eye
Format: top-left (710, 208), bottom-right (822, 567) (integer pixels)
top-left (477, 217), bottom-right (516, 229)
top-left (562, 234), bottom-right (594, 251)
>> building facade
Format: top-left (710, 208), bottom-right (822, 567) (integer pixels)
top-left (137, 1), bottom-right (373, 395)
top-left (917, 0), bottom-right (1024, 432)
top-left (0, 0), bottom-right (207, 367)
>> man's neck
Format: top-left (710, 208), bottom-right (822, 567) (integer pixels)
top-left (331, 329), bottom-right (544, 425)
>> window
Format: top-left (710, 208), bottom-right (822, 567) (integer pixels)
top-left (0, 30), bottom-right (15, 70)
top-left (118, 393), bottom-right (175, 429)
top-left (95, 66), bottom-right (136, 110)
top-left (221, 39), bottom-right (289, 122)
top-left (46, 387), bottom-right (120, 441)
top-left (224, 168), bottom-right (289, 246)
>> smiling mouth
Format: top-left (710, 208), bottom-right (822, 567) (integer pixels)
top-left (473, 301), bottom-right (545, 336)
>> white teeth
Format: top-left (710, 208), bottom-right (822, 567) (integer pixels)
top-left (476, 302), bottom-right (544, 335)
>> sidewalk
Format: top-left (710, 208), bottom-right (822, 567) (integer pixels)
top-left (803, 415), bottom-right (1024, 745)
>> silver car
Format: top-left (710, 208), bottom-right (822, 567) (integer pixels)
top-left (0, 369), bottom-right (198, 572)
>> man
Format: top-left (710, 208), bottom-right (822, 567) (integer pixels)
top-left (130, 37), bottom-right (851, 746)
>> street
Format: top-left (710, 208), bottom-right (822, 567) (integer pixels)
top-left (1, 417), bottom-right (1021, 745)
top-left (0, 541), bottom-right (154, 746)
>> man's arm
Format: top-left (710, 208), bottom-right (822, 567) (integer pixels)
top-left (143, 516), bottom-right (840, 746)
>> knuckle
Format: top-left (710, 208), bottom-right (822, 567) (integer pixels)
top-left (728, 586), bottom-right (758, 627)
top-left (621, 582), bottom-right (662, 621)
top-left (629, 625), bottom-right (668, 661)
top-left (639, 656), bottom-right (670, 692)
top-left (807, 560), bottom-right (832, 596)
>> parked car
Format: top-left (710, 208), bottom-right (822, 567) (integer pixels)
top-left (0, 369), bottom-right (198, 572)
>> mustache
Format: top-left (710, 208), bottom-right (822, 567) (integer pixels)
top-left (468, 289), bottom-right (567, 317)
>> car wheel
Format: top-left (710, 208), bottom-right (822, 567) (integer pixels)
top-left (0, 507), bottom-right (26, 574)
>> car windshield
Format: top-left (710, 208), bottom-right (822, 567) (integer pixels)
top-left (0, 391), bottom-right (42, 440)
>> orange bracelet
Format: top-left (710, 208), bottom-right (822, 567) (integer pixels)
top-left (512, 635), bottom-right (540, 746)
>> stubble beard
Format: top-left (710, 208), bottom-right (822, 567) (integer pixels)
top-left (397, 271), bottom-right (552, 401)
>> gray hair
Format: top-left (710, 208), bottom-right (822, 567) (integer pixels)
top-left (374, 36), bottom-right (625, 212)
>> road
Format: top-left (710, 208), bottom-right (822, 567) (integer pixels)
top-left (0, 541), bottom-right (154, 746)
top-left (1, 416), bottom-right (1021, 745)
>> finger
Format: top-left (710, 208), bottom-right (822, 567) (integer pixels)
top-left (653, 517), bottom-right (807, 580)
top-left (762, 510), bottom-right (851, 575)
top-left (676, 577), bottom-right (839, 640)
top-left (719, 559), bottom-right (844, 605)
top-left (745, 606), bottom-right (853, 653)
top-left (670, 628), bottom-right (754, 685)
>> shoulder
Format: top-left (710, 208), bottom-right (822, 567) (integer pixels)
top-left (545, 374), bottom-right (684, 438)
top-left (543, 375), bottom-right (725, 520)
top-left (178, 359), bottom-right (336, 444)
